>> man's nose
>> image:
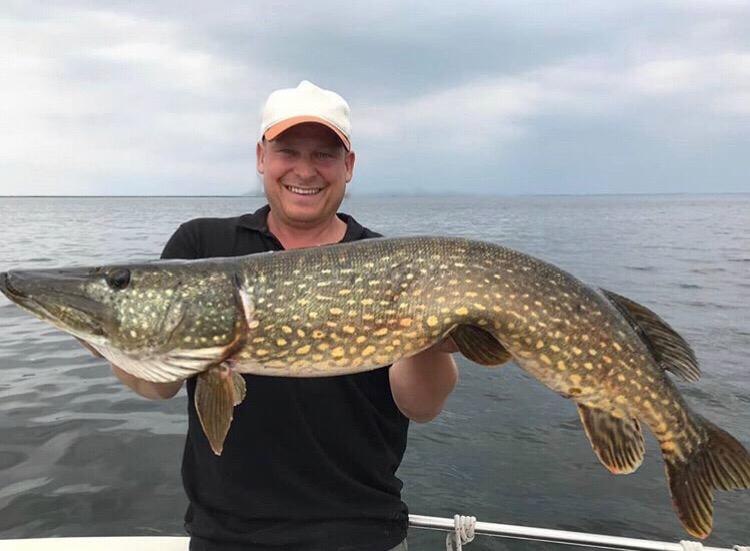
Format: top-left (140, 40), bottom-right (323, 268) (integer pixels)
top-left (293, 157), bottom-right (317, 179)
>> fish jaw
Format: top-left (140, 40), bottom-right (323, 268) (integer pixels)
top-left (0, 268), bottom-right (109, 343)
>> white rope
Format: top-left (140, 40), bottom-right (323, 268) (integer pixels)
top-left (733, 547), bottom-right (750, 551)
top-left (445, 515), bottom-right (476, 551)
top-left (680, 542), bottom-right (704, 550)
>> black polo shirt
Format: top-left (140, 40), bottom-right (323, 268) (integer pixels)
top-left (161, 205), bottom-right (409, 551)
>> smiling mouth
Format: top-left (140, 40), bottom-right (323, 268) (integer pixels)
top-left (284, 185), bottom-right (323, 196)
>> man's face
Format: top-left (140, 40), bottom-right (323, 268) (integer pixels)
top-left (257, 123), bottom-right (355, 228)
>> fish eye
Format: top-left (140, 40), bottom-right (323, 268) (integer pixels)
top-left (106, 268), bottom-right (131, 291)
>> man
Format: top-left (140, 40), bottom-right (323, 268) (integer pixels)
top-left (105, 81), bottom-right (458, 550)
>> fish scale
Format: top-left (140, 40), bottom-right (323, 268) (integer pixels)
top-left (1, 235), bottom-right (748, 539)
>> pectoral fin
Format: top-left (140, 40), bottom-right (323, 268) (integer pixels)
top-left (195, 364), bottom-right (246, 455)
top-left (450, 324), bottom-right (513, 366)
top-left (577, 404), bottom-right (645, 474)
top-left (231, 369), bottom-right (246, 405)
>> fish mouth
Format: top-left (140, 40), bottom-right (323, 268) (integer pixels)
top-left (0, 269), bottom-right (107, 339)
top-left (0, 271), bottom-right (23, 299)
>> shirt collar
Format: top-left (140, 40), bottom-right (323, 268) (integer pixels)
top-left (237, 204), bottom-right (367, 243)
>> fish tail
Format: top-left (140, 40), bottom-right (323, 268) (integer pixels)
top-left (664, 416), bottom-right (750, 539)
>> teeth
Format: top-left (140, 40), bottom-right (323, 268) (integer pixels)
top-left (286, 185), bottom-right (322, 196)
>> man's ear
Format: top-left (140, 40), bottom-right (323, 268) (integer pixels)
top-left (345, 150), bottom-right (355, 183)
top-left (256, 141), bottom-right (265, 174)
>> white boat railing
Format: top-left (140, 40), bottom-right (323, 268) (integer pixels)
top-left (0, 514), bottom-right (746, 550)
top-left (411, 514), bottom-right (748, 551)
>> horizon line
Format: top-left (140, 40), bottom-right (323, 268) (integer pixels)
top-left (1, 191), bottom-right (749, 198)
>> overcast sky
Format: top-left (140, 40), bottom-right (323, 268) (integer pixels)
top-left (2, 0), bottom-right (749, 195)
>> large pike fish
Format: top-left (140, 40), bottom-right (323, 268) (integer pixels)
top-left (1, 236), bottom-right (748, 538)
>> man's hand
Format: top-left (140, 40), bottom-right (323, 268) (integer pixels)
top-left (389, 335), bottom-right (459, 423)
top-left (75, 337), bottom-right (182, 400)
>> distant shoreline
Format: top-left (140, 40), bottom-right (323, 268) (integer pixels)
top-left (0, 192), bottom-right (748, 199)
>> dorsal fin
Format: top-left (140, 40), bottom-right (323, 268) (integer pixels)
top-left (600, 288), bottom-right (700, 382)
top-left (450, 324), bottom-right (513, 367)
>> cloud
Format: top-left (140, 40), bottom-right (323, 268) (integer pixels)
top-left (0, 7), bottom-right (271, 195)
top-left (1, 1), bottom-right (749, 195)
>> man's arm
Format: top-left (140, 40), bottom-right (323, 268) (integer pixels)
top-left (111, 364), bottom-right (183, 400)
top-left (389, 338), bottom-right (459, 423)
top-left (77, 337), bottom-right (183, 399)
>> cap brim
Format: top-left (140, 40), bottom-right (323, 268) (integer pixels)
top-left (263, 116), bottom-right (351, 150)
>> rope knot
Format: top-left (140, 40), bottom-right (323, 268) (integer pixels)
top-left (446, 514), bottom-right (476, 551)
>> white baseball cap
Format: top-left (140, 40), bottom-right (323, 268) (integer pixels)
top-left (259, 80), bottom-right (352, 151)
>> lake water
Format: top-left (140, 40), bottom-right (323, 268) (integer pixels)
top-left (0, 195), bottom-right (748, 549)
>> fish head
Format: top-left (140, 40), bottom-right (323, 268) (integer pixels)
top-left (0, 261), bottom-right (242, 359)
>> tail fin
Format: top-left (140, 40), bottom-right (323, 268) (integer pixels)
top-left (664, 418), bottom-right (750, 539)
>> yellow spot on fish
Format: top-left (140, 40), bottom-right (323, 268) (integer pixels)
top-left (256, 349), bottom-right (269, 357)
top-left (455, 307), bottom-right (469, 316)
top-left (399, 318), bottom-right (413, 327)
top-left (570, 374), bottom-right (582, 385)
top-left (343, 325), bottom-right (356, 334)
top-left (540, 354), bottom-right (552, 365)
top-left (374, 328), bottom-right (388, 337)
top-left (356, 335), bottom-right (367, 344)
top-left (617, 374), bottom-right (626, 382)
top-left (332, 347), bottom-right (345, 358)
top-left (661, 441), bottom-right (676, 452)
top-left (615, 395), bottom-right (627, 405)
top-left (281, 325), bottom-right (292, 334)
top-left (338, 289), bottom-right (351, 295)
top-left (276, 338), bottom-right (287, 346)
top-left (535, 340), bottom-right (545, 349)
top-left (556, 360), bottom-right (567, 371)
top-left (317, 343), bottom-right (330, 351)
top-left (296, 345), bottom-right (311, 355)
top-left (330, 308), bottom-right (343, 315)
top-left (588, 349), bottom-right (597, 356)
top-left (427, 316), bottom-right (439, 327)
top-left (362, 346), bottom-right (376, 357)
top-left (584, 362), bottom-right (594, 370)
top-left (613, 342), bottom-right (622, 351)
top-left (313, 330), bottom-right (325, 339)
top-left (572, 347), bottom-right (582, 356)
